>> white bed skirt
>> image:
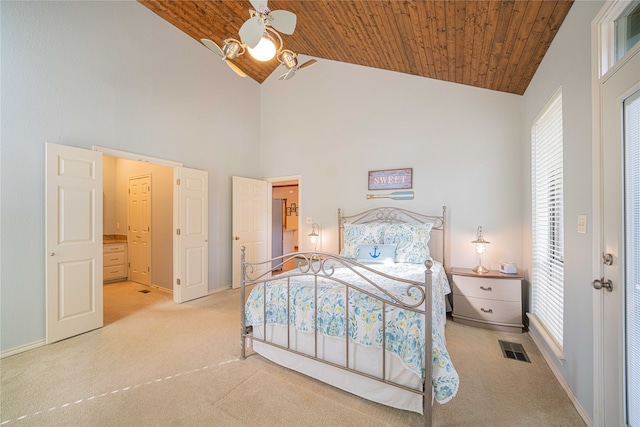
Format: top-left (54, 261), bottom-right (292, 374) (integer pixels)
top-left (250, 324), bottom-right (429, 414)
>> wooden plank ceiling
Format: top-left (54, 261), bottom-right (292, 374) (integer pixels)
top-left (138, 0), bottom-right (574, 95)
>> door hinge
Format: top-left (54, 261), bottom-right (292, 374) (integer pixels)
top-left (128, 262), bottom-right (131, 267)
top-left (176, 228), bottom-right (181, 235)
top-left (176, 178), bottom-right (181, 185)
top-left (176, 278), bottom-right (181, 285)
top-left (147, 226), bottom-right (150, 232)
top-left (128, 188), bottom-right (130, 194)
top-left (128, 225), bottom-right (130, 231)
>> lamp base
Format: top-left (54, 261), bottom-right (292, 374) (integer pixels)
top-left (472, 265), bottom-right (490, 274)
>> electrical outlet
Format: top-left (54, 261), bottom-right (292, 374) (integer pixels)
top-left (306, 217), bottom-right (313, 224)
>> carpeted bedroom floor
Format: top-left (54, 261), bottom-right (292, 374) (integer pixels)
top-left (0, 281), bottom-right (586, 426)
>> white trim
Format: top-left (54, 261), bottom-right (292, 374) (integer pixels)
top-left (528, 331), bottom-right (593, 427)
top-left (526, 312), bottom-right (565, 363)
top-left (93, 145), bottom-right (183, 167)
top-left (591, 8), bottom-right (606, 425)
top-left (0, 339), bottom-right (46, 359)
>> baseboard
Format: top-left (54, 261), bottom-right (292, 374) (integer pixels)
top-left (527, 330), bottom-right (593, 427)
top-left (1, 339), bottom-right (46, 359)
top-left (149, 283), bottom-right (173, 294)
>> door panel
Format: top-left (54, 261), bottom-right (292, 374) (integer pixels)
top-left (601, 46), bottom-right (640, 426)
top-left (46, 143), bottom-right (103, 343)
top-left (232, 176), bottom-right (270, 289)
top-left (128, 175), bottom-right (151, 285)
top-left (174, 167), bottom-right (208, 303)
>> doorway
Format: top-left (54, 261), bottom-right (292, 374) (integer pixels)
top-left (103, 156), bottom-right (173, 291)
top-left (272, 180), bottom-right (299, 272)
top-left (46, 143), bottom-right (209, 343)
top-left (593, 2), bottom-right (640, 424)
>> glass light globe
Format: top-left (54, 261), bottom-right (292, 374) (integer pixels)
top-left (248, 36), bottom-right (276, 61)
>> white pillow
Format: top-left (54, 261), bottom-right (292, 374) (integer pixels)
top-left (357, 244), bottom-right (396, 264)
top-left (383, 223), bottom-right (432, 263)
top-left (340, 223), bottom-right (386, 259)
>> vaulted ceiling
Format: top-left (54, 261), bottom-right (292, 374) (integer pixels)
top-left (138, 0), bottom-right (574, 95)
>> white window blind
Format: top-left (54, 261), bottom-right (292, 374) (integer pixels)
top-left (531, 89), bottom-right (564, 350)
top-left (624, 89), bottom-right (640, 426)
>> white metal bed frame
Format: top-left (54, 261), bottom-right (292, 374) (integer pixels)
top-left (240, 206), bottom-right (448, 427)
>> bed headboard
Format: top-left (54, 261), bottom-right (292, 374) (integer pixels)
top-left (338, 206), bottom-right (447, 271)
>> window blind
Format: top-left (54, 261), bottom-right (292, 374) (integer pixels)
top-left (624, 89), bottom-right (640, 426)
top-left (531, 89), bottom-right (564, 349)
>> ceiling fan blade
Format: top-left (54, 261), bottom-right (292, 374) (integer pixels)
top-left (297, 59), bottom-right (317, 70)
top-left (279, 69), bottom-right (296, 80)
top-left (239, 16), bottom-right (264, 48)
top-left (225, 60), bottom-right (247, 78)
top-left (201, 38), bottom-right (224, 58)
top-left (249, 0), bottom-right (268, 13)
top-left (269, 10), bottom-right (297, 35)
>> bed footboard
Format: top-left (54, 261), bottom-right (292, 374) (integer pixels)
top-left (240, 247), bottom-right (434, 427)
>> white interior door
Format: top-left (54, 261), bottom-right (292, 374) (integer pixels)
top-left (232, 176), bottom-right (270, 289)
top-left (600, 46), bottom-right (640, 426)
top-left (46, 143), bottom-right (103, 343)
top-left (173, 167), bottom-right (208, 303)
top-left (128, 174), bottom-right (151, 285)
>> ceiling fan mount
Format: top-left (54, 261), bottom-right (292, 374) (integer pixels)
top-left (201, 0), bottom-right (315, 80)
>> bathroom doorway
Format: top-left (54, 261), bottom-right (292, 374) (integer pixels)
top-left (271, 179), bottom-right (299, 272)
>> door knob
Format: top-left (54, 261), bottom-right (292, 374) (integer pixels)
top-left (592, 278), bottom-right (613, 292)
top-left (50, 252), bottom-right (55, 256)
top-left (234, 236), bottom-right (240, 240)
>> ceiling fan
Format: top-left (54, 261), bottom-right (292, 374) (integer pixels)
top-left (201, 0), bottom-right (316, 80)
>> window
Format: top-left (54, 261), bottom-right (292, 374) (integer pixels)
top-left (616, 1), bottom-right (640, 62)
top-left (531, 88), bottom-right (564, 354)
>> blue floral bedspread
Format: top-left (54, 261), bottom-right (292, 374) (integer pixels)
top-left (245, 261), bottom-right (459, 404)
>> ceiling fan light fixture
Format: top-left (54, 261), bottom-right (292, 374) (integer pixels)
top-left (222, 39), bottom-right (243, 59)
top-left (247, 33), bottom-right (277, 61)
top-left (278, 50), bottom-right (298, 69)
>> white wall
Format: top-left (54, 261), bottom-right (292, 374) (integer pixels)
top-left (521, 0), bottom-right (604, 420)
top-left (260, 58), bottom-right (523, 272)
top-left (1, 1), bottom-right (260, 351)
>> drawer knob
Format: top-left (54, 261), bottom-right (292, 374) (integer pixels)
top-left (480, 308), bottom-right (493, 314)
top-left (480, 286), bottom-right (492, 291)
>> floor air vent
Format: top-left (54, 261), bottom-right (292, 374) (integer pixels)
top-left (138, 289), bottom-right (151, 294)
top-left (499, 340), bottom-right (530, 363)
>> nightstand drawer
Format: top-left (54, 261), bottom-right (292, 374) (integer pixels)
top-left (452, 274), bottom-right (521, 302)
top-left (453, 294), bottom-right (522, 326)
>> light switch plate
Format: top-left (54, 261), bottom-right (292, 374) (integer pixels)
top-left (577, 214), bottom-right (587, 234)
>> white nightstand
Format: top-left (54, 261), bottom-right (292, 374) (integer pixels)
top-left (451, 267), bottom-right (524, 333)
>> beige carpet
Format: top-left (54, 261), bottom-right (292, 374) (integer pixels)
top-left (0, 281), bottom-right (586, 426)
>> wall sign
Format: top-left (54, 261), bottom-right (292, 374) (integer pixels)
top-left (368, 168), bottom-right (413, 190)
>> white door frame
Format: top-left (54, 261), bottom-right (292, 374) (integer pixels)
top-left (591, 2), bottom-right (640, 424)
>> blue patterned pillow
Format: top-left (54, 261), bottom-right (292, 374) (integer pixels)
top-left (340, 223), bottom-right (386, 259)
top-left (357, 244), bottom-right (396, 264)
top-left (384, 223), bottom-right (433, 263)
